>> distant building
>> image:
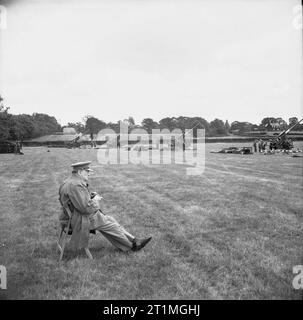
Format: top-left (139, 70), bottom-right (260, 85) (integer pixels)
top-left (63, 127), bottom-right (76, 134)
top-left (23, 127), bottom-right (77, 146)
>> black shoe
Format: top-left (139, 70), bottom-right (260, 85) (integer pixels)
top-left (132, 237), bottom-right (152, 251)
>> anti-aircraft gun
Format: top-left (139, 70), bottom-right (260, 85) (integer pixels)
top-left (66, 130), bottom-right (97, 149)
top-left (270, 118), bottom-right (303, 150)
top-left (66, 133), bottom-right (84, 149)
top-left (0, 140), bottom-right (23, 154)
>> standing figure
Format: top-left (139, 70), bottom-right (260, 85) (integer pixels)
top-left (253, 139), bottom-right (257, 153)
top-left (288, 138), bottom-right (293, 150)
top-left (258, 139), bottom-right (263, 153)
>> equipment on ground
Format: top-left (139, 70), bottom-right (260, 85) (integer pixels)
top-left (66, 131), bottom-right (100, 149)
top-left (66, 133), bottom-right (83, 149)
top-left (210, 146), bottom-right (253, 154)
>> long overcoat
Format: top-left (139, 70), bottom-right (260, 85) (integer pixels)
top-left (59, 174), bottom-right (99, 250)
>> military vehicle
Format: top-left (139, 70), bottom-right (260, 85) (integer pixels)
top-left (0, 140), bottom-right (15, 153)
top-left (0, 141), bottom-right (23, 154)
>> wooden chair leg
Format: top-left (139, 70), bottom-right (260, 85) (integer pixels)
top-left (58, 216), bottom-right (94, 261)
top-left (59, 219), bottom-right (71, 262)
top-left (59, 232), bottom-right (67, 262)
top-left (85, 248), bottom-right (93, 260)
top-left (57, 229), bottom-right (64, 252)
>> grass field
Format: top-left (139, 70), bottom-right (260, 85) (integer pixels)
top-left (0, 142), bottom-right (302, 300)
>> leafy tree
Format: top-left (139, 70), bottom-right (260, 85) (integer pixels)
top-left (1, 96), bottom-right (62, 140)
top-left (67, 122), bottom-right (85, 133)
top-left (230, 121), bottom-right (254, 133)
top-left (289, 117), bottom-right (298, 126)
top-left (209, 118), bottom-right (227, 136)
top-left (189, 117), bottom-right (210, 136)
top-left (288, 117), bottom-right (303, 130)
top-left (0, 95), bottom-right (11, 140)
top-left (260, 117), bottom-right (278, 130)
top-left (9, 114), bottom-right (35, 140)
top-left (159, 117), bottom-right (178, 131)
top-left (141, 118), bottom-right (159, 133)
top-left (84, 116), bottom-right (107, 135)
top-left (174, 117), bottom-right (192, 132)
top-left (31, 113), bottom-right (61, 137)
top-left (128, 116), bottom-right (135, 127)
top-left (121, 117), bottom-right (136, 131)
top-left (158, 116), bottom-right (210, 136)
top-left (260, 117), bottom-right (287, 131)
top-left (107, 122), bottom-right (120, 133)
top-left (275, 117), bottom-right (287, 131)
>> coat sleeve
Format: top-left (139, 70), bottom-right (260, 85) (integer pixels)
top-left (68, 183), bottom-right (100, 216)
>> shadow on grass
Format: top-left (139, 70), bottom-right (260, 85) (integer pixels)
top-left (56, 245), bottom-right (130, 262)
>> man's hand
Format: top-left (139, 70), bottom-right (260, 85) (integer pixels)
top-left (91, 192), bottom-right (103, 200)
top-left (93, 194), bottom-right (103, 202)
top-left (91, 194), bottom-right (103, 207)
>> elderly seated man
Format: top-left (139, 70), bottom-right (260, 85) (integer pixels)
top-left (59, 161), bottom-right (152, 253)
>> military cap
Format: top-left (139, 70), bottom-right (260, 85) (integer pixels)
top-left (71, 161), bottom-right (93, 171)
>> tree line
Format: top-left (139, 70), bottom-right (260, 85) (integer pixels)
top-left (0, 96), bottom-right (61, 140)
top-left (0, 95), bottom-right (302, 141)
top-left (69, 116), bottom-right (303, 137)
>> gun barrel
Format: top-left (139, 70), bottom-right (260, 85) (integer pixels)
top-left (277, 118), bottom-right (303, 138)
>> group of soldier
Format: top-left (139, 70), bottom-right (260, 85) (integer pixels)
top-left (253, 138), bottom-right (294, 153)
top-left (253, 139), bottom-right (266, 153)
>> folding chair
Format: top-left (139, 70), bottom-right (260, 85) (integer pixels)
top-left (57, 203), bottom-right (93, 261)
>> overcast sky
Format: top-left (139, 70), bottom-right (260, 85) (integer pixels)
top-left (0, 0), bottom-right (302, 126)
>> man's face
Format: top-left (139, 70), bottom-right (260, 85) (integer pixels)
top-left (79, 169), bottom-right (90, 182)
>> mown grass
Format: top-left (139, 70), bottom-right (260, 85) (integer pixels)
top-left (0, 142), bottom-right (302, 300)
